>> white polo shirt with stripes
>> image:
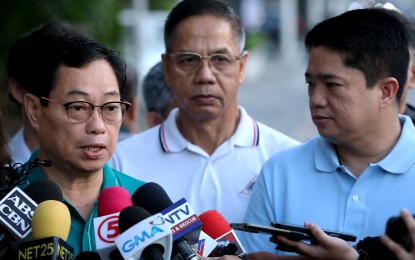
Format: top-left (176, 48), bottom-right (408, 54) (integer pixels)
top-left (109, 106), bottom-right (299, 223)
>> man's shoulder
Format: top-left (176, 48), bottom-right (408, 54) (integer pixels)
top-left (117, 125), bottom-right (160, 148)
top-left (8, 127), bottom-right (31, 164)
top-left (264, 136), bottom-right (319, 162)
top-left (256, 121), bottom-right (300, 147)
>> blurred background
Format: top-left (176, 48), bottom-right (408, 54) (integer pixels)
top-left (1, 0), bottom-right (414, 142)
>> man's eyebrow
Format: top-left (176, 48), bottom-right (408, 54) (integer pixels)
top-left (305, 72), bottom-right (344, 81)
top-left (64, 89), bottom-right (120, 97)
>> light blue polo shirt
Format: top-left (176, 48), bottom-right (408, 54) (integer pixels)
top-left (20, 149), bottom-right (145, 257)
top-left (240, 115), bottom-right (415, 254)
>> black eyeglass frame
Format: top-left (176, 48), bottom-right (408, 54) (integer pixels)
top-left (40, 96), bottom-right (131, 123)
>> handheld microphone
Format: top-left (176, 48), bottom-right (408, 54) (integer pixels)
top-left (114, 205), bottom-right (173, 260)
top-left (22, 179), bottom-right (63, 204)
top-left (199, 210), bottom-right (246, 257)
top-left (17, 200), bottom-right (74, 259)
top-left (94, 186), bottom-right (133, 260)
top-left (0, 179), bottom-right (62, 243)
top-left (132, 182), bottom-right (201, 260)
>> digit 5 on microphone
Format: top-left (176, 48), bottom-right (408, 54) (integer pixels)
top-left (94, 186), bottom-right (133, 260)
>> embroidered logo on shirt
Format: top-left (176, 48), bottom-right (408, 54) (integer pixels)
top-left (241, 176), bottom-right (256, 195)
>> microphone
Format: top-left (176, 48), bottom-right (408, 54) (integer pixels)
top-left (94, 186), bottom-right (133, 260)
top-left (17, 200), bottom-right (74, 259)
top-left (0, 179), bottom-right (62, 242)
top-left (22, 179), bottom-right (63, 204)
top-left (98, 186), bottom-right (133, 217)
top-left (114, 205), bottom-right (173, 260)
top-left (132, 182), bottom-right (201, 260)
top-left (199, 210), bottom-right (246, 257)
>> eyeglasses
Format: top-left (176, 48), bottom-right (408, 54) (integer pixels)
top-left (166, 51), bottom-right (246, 74)
top-left (41, 97), bottom-right (131, 123)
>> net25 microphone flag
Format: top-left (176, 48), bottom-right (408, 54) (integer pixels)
top-left (17, 200), bottom-right (74, 260)
top-left (94, 186), bottom-right (133, 260)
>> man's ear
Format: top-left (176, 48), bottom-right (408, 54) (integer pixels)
top-left (379, 77), bottom-right (399, 108)
top-left (9, 79), bottom-right (27, 105)
top-left (409, 62), bottom-right (415, 88)
top-left (24, 93), bottom-right (41, 131)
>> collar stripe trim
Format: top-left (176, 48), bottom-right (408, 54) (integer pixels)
top-left (159, 123), bottom-right (169, 152)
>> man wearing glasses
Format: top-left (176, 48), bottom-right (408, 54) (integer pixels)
top-left (109, 0), bottom-right (298, 223)
top-left (17, 35), bottom-right (145, 257)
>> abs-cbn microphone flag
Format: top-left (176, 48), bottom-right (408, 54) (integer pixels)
top-left (0, 186), bottom-right (37, 241)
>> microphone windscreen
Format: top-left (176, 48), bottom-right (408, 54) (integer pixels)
top-left (75, 251), bottom-right (101, 260)
top-left (118, 205), bottom-right (151, 234)
top-left (98, 186), bottom-right (133, 216)
top-left (23, 179), bottom-right (63, 203)
top-left (132, 182), bottom-right (173, 214)
top-left (31, 200), bottom-right (71, 240)
top-left (199, 210), bottom-right (231, 239)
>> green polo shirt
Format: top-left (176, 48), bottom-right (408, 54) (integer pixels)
top-left (19, 150), bottom-right (146, 257)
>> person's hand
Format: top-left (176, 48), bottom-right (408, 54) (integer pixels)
top-left (271, 222), bottom-right (358, 259)
top-left (380, 208), bottom-right (415, 260)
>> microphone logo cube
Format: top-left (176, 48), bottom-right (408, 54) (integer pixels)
top-left (0, 187), bottom-right (37, 240)
top-left (161, 198), bottom-right (202, 245)
top-left (114, 213), bottom-right (173, 260)
top-left (192, 230), bottom-right (218, 257)
top-left (95, 212), bottom-right (120, 243)
top-left (94, 212), bottom-right (120, 260)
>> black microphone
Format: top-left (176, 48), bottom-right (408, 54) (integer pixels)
top-left (132, 182), bottom-right (199, 260)
top-left (0, 179), bottom-right (63, 257)
top-left (115, 205), bottom-right (172, 260)
top-left (22, 179), bottom-right (63, 204)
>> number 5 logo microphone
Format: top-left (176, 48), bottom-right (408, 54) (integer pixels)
top-left (93, 186), bottom-right (133, 260)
